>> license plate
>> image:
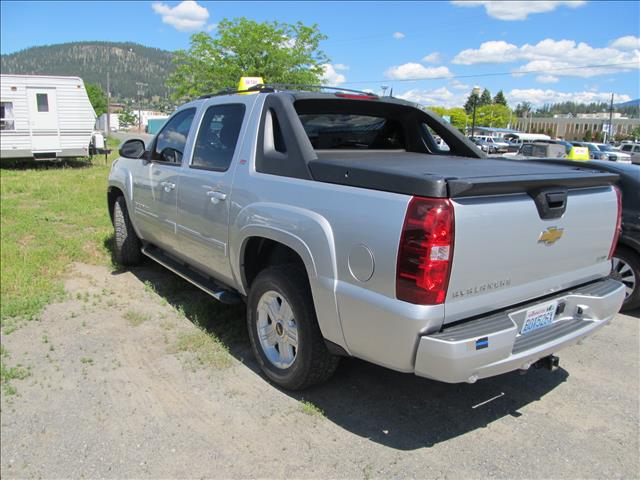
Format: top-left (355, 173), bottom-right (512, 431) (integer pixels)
top-left (520, 301), bottom-right (558, 335)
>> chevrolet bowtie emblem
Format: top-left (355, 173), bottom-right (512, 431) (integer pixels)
top-left (538, 227), bottom-right (564, 245)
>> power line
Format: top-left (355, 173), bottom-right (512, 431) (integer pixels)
top-left (340, 61), bottom-right (640, 85)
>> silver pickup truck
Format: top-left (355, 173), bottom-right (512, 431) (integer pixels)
top-left (108, 86), bottom-right (625, 390)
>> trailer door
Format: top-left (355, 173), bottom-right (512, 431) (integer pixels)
top-left (27, 88), bottom-right (61, 153)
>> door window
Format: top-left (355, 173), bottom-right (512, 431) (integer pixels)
top-left (36, 93), bottom-right (49, 112)
top-left (0, 102), bottom-right (15, 130)
top-left (191, 104), bottom-right (246, 171)
top-left (152, 108), bottom-right (196, 164)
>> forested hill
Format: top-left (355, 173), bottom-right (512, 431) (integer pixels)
top-left (1, 41), bottom-right (174, 100)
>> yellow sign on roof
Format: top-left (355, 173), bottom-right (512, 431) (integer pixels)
top-left (238, 77), bottom-right (264, 94)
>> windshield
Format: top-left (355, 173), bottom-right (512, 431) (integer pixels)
top-left (596, 144), bottom-right (614, 152)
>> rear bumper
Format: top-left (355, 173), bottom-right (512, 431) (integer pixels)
top-left (414, 278), bottom-right (625, 383)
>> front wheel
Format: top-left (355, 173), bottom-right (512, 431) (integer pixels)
top-left (112, 196), bottom-right (142, 266)
top-left (611, 246), bottom-right (640, 311)
top-left (247, 265), bottom-right (339, 390)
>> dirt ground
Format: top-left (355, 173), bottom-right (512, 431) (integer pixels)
top-left (1, 262), bottom-right (638, 479)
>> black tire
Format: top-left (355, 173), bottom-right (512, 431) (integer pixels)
top-left (247, 265), bottom-right (339, 390)
top-left (611, 246), bottom-right (640, 311)
top-left (112, 196), bottom-right (142, 266)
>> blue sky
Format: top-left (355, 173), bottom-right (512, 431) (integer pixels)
top-left (2, 1), bottom-right (639, 107)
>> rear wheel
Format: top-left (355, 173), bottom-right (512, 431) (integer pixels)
top-left (247, 265), bottom-right (339, 390)
top-left (113, 196), bottom-right (142, 266)
top-left (611, 246), bottom-right (640, 311)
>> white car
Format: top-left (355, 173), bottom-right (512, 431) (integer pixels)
top-left (593, 143), bottom-right (632, 164)
top-left (619, 143), bottom-right (640, 165)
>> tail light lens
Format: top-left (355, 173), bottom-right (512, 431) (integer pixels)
top-left (608, 186), bottom-right (622, 260)
top-left (396, 197), bottom-right (454, 305)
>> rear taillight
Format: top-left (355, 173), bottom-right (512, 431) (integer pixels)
top-left (608, 186), bottom-right (622, 260)
top-left (396, 197), bottom-right (454, 305)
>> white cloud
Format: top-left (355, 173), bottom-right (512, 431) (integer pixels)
top-left (452, 38), bottom-right (640, 78)
top-left (334, 64), bottom-right (349, 71)
top-left (450, 80), bottom-right (470, 90)
top-left (152, 1), bottom-right (210, 32)
top-left (451, 1), bottom-right (586, 21)
top-left (506, 88), bottom-right (631, 107)
top-left (536, 74), bottom-right (559, 83)
top-left (398, 87), bottom-right (467, 108)
top-left (392, 32), bottom-right (406, 40)
top-left (422, 52), bottom-right (442, 63)
top-left (610, 35), bottom-right (640, 50)
top-left (385, 63), bottom-right (452, 80)
top-left (322, 64), bottom-right (346, 86)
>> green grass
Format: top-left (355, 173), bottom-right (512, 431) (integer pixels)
top-left (1, 159), bottom-right (114, 327)
top-left (124, 309), bottom-right (152, 326)
top-left (0, 345), bottom-right (31, 395)
top-left (169, 328), bottom-right (232, 369)
top-left (299, 399), bottom-right (324, 417)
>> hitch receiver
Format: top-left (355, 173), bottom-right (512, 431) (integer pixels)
top-left (535, 355), bottom-right (560, 372)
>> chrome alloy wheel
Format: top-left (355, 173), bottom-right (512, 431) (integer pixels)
top-left (256, 290), bottom-right (298, 369)
top-left (611, 256), bottom-right (637, 300)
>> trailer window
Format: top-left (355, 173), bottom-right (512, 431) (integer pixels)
top-left (36, 94), bottom-right (49, 112)
top-left (0, 102), bottom-right (15, 130)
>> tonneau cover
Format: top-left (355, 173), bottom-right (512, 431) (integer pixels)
top-left (308, 151), bottom-right (618, 197)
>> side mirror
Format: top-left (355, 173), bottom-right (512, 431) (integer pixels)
top-left (119, 139), bottom-right (146, 159)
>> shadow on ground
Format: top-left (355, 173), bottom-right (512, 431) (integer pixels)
top-left (111, 259), bottom-right (568, 451)
top-left (0, 158), bottom-right (95, 170)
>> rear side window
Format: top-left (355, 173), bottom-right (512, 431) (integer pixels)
top-left (153, 108), bottom-right (196, 164)
top-left (191, 104), bottom-right (246, 171)
top-left (298, 114), bottom-right (405, 149)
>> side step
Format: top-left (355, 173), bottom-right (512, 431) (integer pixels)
top-left (141, 245), bottom-right (242, 305)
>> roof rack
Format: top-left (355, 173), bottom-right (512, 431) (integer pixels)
top-left (198, 83), bottom-right (378, 99)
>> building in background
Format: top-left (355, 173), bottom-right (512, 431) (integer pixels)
top-left (514, 116), bottom-right (640, 140)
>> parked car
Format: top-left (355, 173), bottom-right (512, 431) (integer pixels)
top-left (591, 143), bottom-right (632, 163)
top-left (108, 85), bottom-right (625, 389)
top-left (619, 143), bottom-right (640, 165)
top-left (470, 137), bottom-right (498, 153)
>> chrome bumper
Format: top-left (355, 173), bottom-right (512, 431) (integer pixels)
top-left (414, 278), bottom-right (625, 383)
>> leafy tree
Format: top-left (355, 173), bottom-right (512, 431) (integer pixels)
top-left (427, 106), bottom-right (468, 131)
top-left (86, 83), bottom-right (107, 117)
top-left (118, 107), bottom-right (136, 129)
top-left (583, 129), bottom-right (593, 142)
top-left (463, 90), bottom-right (480, 115)
top-left (167, 18), bottom-right (329, 101)
top-left (475, 104), bottom-right (512, 128)
top-left (479, 88), bottom-right (492, 107)
top-left (493, 90), bottom-right (508, 106)
top-left (514, 102), bottom-right (532, 117)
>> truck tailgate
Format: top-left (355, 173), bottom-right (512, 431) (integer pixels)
top-left (444, 186), bottom-right (618, 323)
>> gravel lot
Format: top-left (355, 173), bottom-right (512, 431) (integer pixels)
top-left (1, 262), bottom-right (638, 479)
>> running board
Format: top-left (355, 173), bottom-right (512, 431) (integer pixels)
top-left (141, 245), bottom-right (241, 305)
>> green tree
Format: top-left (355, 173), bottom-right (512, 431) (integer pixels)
top-left (475, 104), bottom-right (512, 128)
top-left (167, 18), bottom-right (329, 101)
top-left (85, 82), bottom-right (107, 117)
top-left (118, 107), bottom-right (136, 129)
top-left (493, 90), bottom-right (508, 106)
top-left (479, 88), bottom-right (492, 106)
top-left (583, 129), bottom-right (593, 142)
top-left (514, 102), bottom-right (532, 117)
top-left (427, 106), bottom-right (469, 131)
top-left (463, 90), bottom-right (480, 114)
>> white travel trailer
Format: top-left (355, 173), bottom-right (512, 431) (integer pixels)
top-left (0, 74), bottom-right (96, 159)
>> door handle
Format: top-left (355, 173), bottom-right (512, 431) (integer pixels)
top-left (161, 181), bottom-right (176, 192)
top-left (206, 190), bottom-right (227, 204)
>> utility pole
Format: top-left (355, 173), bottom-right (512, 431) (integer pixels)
top-left (606, 93), bottom-right (614, 144)
top-left (136, 82), bottom-right (148, 132)
top-left (106, 72), bottom-right (111, 135)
